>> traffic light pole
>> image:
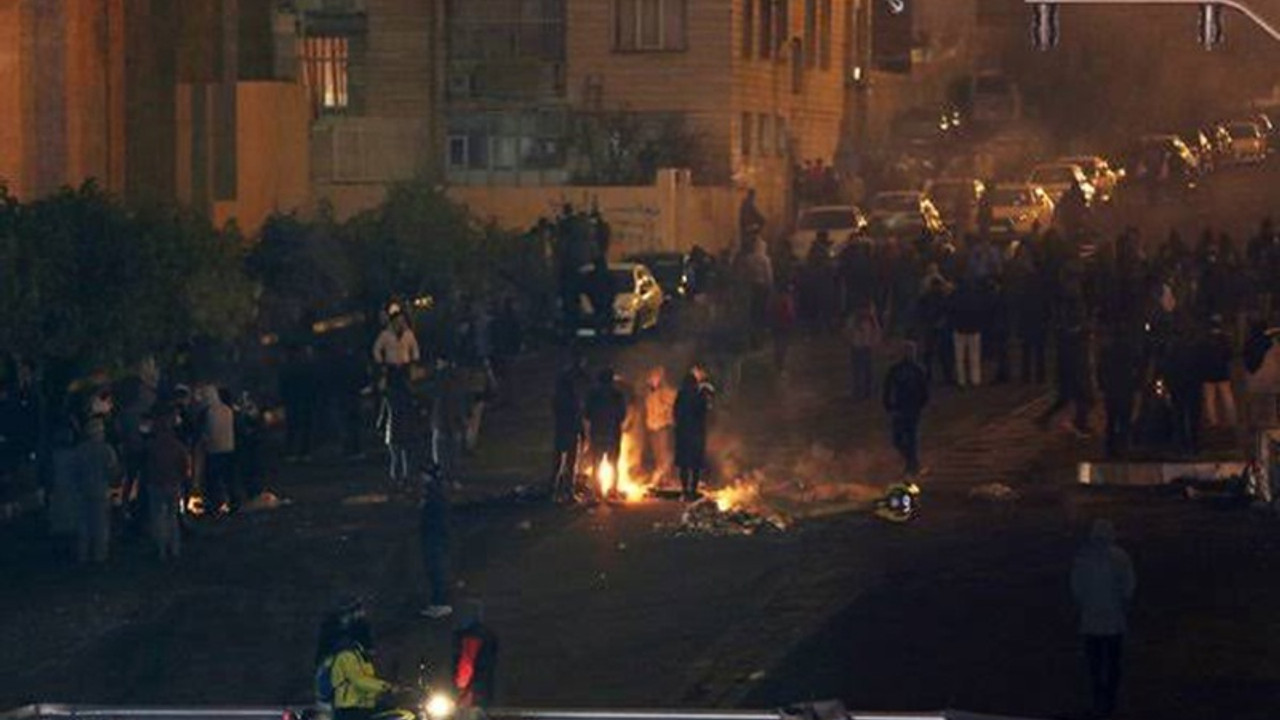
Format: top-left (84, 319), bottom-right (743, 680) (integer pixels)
top-left (1024, 0), bottom-right (1280, 48)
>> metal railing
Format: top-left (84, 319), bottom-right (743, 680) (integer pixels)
top-left (2, 706), bottom-right (1043, 720)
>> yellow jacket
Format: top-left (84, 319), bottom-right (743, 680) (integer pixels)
top-left (330, 645), bottom-right (391, 709)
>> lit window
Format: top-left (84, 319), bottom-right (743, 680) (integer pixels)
top-left (615, 0), bottom-right (687, 51)
top-left (301, 36), bottom-right (349, 115)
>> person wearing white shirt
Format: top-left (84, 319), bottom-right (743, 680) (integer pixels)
top-left (372, 308), bottom-right (420, 394)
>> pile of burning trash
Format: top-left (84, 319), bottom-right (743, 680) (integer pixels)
top-left (674, 480), bottom-right (792, 536)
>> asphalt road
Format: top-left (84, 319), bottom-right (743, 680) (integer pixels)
top-left (0, 161), bottom-right (1277, 719)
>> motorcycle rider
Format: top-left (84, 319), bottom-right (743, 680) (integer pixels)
top-left (317, 599), bottom-right (397, 720)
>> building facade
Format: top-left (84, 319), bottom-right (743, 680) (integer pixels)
top-left (443, 0), bottom-right (859, 225)
top-left (299, 0), bottom-right (445, 217)
top-left (0, 0), bottom-right (309, 234)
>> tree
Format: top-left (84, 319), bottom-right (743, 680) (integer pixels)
top-left (248, 208), bottom-right (354, 333)
top-left (0, 182), bottom-right (257, 384)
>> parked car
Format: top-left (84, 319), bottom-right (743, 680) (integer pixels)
top-left (1057, 155), bottom-right (1120, 202)
top-left (623, 252), bottom-right (691, 301)
top-left (1027, 162), bottom-right (1095, 205)
top-left (790, 205), bottom-right (869, 258)
top-left (986, 183), bottom-right (1055, 238)
top-left (575, 262), bottom-right (664, 338)
top-left (867, 191), bottom-right (947, 241)
top-left (923, 177), bottom-right (985, 235)
top-left (1224, 120), bottom-right (1268, 164)
top-left (1129, 134), bottom-right (1201, 189)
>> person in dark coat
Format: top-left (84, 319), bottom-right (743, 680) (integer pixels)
top-left (1163, 329), bottom-right (1205, 455)
top-left (674, 366), bottom-right (714, 501)
top-left (550, 355), bottom-right (587, 501)
top-left (1201, 315), bottom-right (1237, 427)
top-left (1097, 335), bottom-right (1141, 459)
top-left (883, 342), bottom-right (930, 477)
top-left (584, 368), bottom-right (627, 473)
top-left (1038, 308), bottom-right (1094, 437)
top-left (950, 280), bottom-right (986, 388)
top-left (418, 464), bottom-right (453, 619)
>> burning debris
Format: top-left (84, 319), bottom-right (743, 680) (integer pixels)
top-left (660, 479), bottom-right (791, 536)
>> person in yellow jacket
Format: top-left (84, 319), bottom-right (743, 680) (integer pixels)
top-left (330, 622), bottom-right (395, 720)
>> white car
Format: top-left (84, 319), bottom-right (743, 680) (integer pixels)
top-left (1058, 155), bottom-right (1120, 202)
top-left (1225, 121), bottom-right (1268, 164)
top-left (924, 177), bottom-right (985, 235)
top-left (1028, 163), bottom-right (1095, 205)
top-left (575, 262), bottom-right (664, 338)
top-left (987, 183), bottom-right (1055, 237)
top-left (790, 205), bottom-right (868, 259)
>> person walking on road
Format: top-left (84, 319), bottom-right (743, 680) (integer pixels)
top-left (1071, 519), bottom-right (1136, 720)
top-left (883, 342), bottom-right (930, 477)
top-left (372, 305), bottom-right (421, 392)
top-left (418, 465), bottom-right (453, 620)
top-left (674, 366), bottom-right (714, 501)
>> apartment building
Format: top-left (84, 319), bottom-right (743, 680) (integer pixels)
top-left (443, 0), bottom-right (859, 219)
top-left (298, 0), bottom-right (445, 217)
top-left (0, 0), bottom-right (309, 233)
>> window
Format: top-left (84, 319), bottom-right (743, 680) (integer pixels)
top-left (819, 0), bottom-right (832, 69)
top-left (775, 0), bottom-right (789, 53)
top-left (447, 136), bottom-right (468, 170)
top-left (615, 0), bottom-right (687, 51)
top-left (775, 114), bottom-right (786, 156)
top-left (791, 39), bottom-right (803, 92)
top-left (741, 112), bottom-right (753, 157)
top-left (742, 0), bottom-right (754, 58)
top-left (758, 114), bottom-right (772, 155)
top-left (804, 0), bottom-right (817, 67)
top-left (301, 36), bottom-right (349, 115)
top-left (759, 0), bottom-right (774, 58)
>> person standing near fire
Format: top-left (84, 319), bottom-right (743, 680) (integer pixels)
top-left (584, 368), bottom-right (627, 483)
top-left (643, 367), bottom-right (677, 489)
top-left (550, 354), bottom-right (588, 501)
top-left (675, 365), bottom-right (715, 502)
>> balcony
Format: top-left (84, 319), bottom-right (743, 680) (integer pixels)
top-left (311, 117), bottom-right (428, 184)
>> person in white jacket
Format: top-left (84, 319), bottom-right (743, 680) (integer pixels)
top-left (1070, 519), bottom-right (1136, 719)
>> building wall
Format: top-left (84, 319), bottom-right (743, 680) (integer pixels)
top-left (213, 81), bottom-right (312, 233)
top-left (310, 0), bottom-right (441, 216)
top-left (564, 0), bottom-right (735, 177)
top-left (450, 170), bottom-right (741, 254)
top-left (0, 0), bottom-right (127, 199)
top-left (0, 0), bottom-right (26, 195)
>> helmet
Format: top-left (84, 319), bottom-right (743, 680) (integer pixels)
top-left (874, 482), bottom-right (921, 523)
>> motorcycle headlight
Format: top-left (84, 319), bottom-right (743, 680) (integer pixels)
top-left (424, 692), bottom-right (457, 720)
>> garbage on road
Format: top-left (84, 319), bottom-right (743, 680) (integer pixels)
top-left (968, 482), bottom-right (1020, 502)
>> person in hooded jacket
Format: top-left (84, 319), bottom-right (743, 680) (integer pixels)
top-left (1070, 520), bottom-right (1136, 720)
top-left (674, 366), bottom-right (714, 501)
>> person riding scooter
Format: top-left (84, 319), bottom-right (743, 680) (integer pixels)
top-left (316, 598), bottom-right (398, 720)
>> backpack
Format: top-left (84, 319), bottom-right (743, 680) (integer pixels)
top-left (314, 655), bottom-right (337, 706)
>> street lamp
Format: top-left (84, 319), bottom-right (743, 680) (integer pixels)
top-left (1199, 3), bottom-right (1224, 48)
top-left (1024, 0), bottom-right (1280, 48)
top-left (1030, 2), bottom-right (1061, 50)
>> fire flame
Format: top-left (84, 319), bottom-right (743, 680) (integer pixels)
top-left (596, 453), bottom-right (649, 503)
top-left (708, 480), bottom-right (762, 513)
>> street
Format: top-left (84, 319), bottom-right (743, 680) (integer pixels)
top-left (2, 164), bottom-right (1279, 720)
